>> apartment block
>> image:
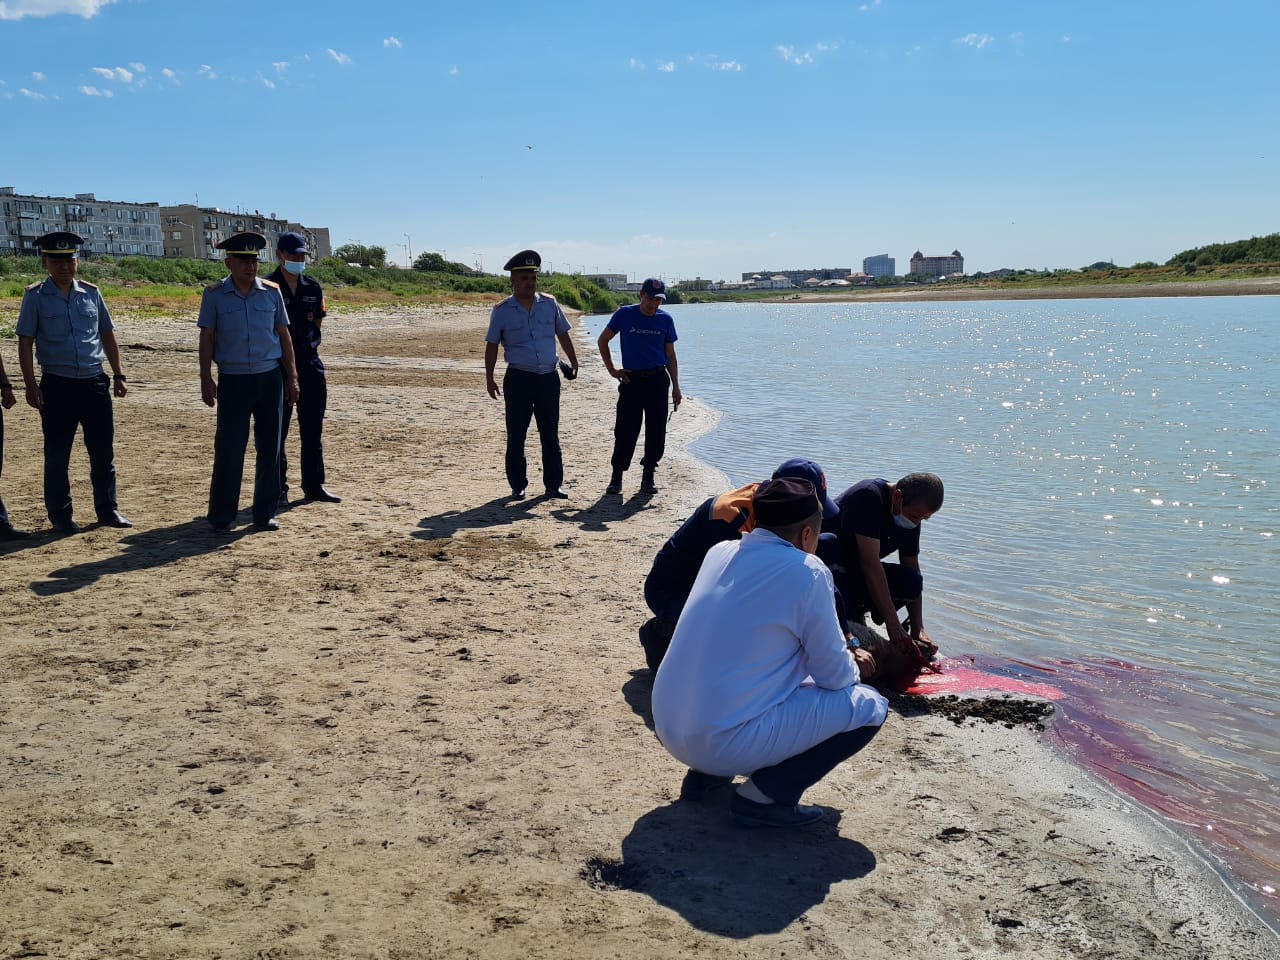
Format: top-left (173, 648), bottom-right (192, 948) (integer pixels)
top-left (1, 187), bottom-right (163, 257)
top-left (160, 204), bottom-right (331, 261)
top-left (909, 249), bottom-right (965, 278)
top-left (862, 254), bottom-right (895, 278)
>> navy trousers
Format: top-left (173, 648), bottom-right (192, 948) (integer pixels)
top-left (817, 532), bottom-right (922, 627)
top-left (610, 367), bottom-right (670, 472)
top-left (0, 405), bottom-right (8, 526)
top-left (208, 368), bottom-right (283, 526)
top-left (280, 358), bottom-right (327, 494)
top-left (39, 372), bottom-right (118, 524)
top-left (502, 367), bottom-right (562, 493)
top-left (750, 721), bottom-right (884, 806)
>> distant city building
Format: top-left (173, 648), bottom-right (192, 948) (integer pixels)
top-left (159, 205), bottom-right (330, 261)
top-left (740, 267), bottom-right (850, 286)
top-left (862, 254), bottom-right (895, 278)
top-left (909, 249), bottom-right (964, 278)
top-left (1, 186), bottom-right (163, 257)
top-left (585, 273), bottom-right (628, 291)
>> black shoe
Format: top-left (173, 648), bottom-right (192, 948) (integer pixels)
top-left (279, 489), bottom-right (290, 506)
top-left (510, 487), bottom-right (527, 500)
top-left (544, 487), bottom-right (570, 499)
top-left (638, 617), bottom-right (675, 673)
top-left (730, 793), bottom-right (824, 829)
top-left (606, 472), bottom-right (623, 495)
top-left (208, 520), bottom-right (232, 534)
top-left (0, 523), bottom-right (32, 540)
top-left (304, 487), bottom-right (342, 503)
top-left (253, 518), bottom-right (280, 531)
top-left (52, 518), bottom-right (81, 535)
top-left (680, 769), bottom-right (734, 802)
top-left (640, 470), bottom-right (658, 494)
top-left (98, 510), bottom-right (133, 528)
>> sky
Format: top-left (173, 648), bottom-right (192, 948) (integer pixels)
top-left (1, 0), bottom-right (1277, 280)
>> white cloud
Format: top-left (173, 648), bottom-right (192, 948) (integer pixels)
top-left (260, 75), bottom-right (275, 90)
top-left (272, 61), bottom-right (289, 74)
top-left (629, 57), bottom-right (644, 70)
top-left (19, 87), bottom-right (46, 99)
top-left (448, 65), bottom-right (459, 76)
top-left (78, 85), bottom-right (112, 97)
top-left (657, 62), bottom-right (675, 73)
top-left (713, 60), bottom-right (742, 72)
top-left (777, 45), bottom-right (813, 65)
top-left (957, 33), bottom-right (994, 49)
top-left (198, 64), bottom-right (217, 80)
top-left (0, 0), bottom-right (116, 20)
top-left (327, 48), bottom-right (352, 66)
top-left (129, 61), bottom-right (145, 73)
top-left (383, 36), bottom-right (402, 48)
top-left (31, 71), bottom-right (45, 80)
top-left (91, 65), bottom-right (133, 82)
top-left (1063, 35), bottom-right (1072, 43)
top-left (161, 67), bottom-right (177, 81)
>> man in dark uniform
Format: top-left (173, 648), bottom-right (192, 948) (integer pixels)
top-left (0, 350), bottom-right (31, 539)
top-left (16, 231), bottom-right (131, 534)
top-left (198, 232), bottom-right (300, 533)
top-left (265, 232), bottom-right (340, 505)
top-left (597, 277), bottom-right (682, 496)
top-left (483, 249), bottom-right (579, 499)
top-left (818, 473), bottom-right (944, 667)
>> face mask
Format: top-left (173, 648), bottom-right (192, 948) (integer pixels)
top-left (283, 260), bottom-right (306, 275)
top-left (893, 511), bottom-right (918, 530)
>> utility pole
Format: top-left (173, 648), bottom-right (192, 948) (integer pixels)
top-left (404, 233), bottom-right (413, 267)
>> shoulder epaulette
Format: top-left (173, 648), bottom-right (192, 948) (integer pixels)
top-left (540, 292), bottom-right (560, 304)
top-left (205, 281), bottom-right (223, 292)
top-left (25, 280), bottom-right (42, 292)
top-left (80, 280), bottom-right (99, 290)
top-left (260, 278), bottom-right (280, 289)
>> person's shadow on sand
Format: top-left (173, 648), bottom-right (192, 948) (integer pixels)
top-left (623, 668), bottom-right (657, 731)
top-left (610, 800), bottom-right (876, 937)
top-left (414, 495), bottom-right (537, 539)
top-left (29, 517), bottom-right (251, 596)
top-left (550, 491), bottom-right (658, 532)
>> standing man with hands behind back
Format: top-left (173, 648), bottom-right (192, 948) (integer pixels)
top-left (597, 278), bottom-right (681, 496)
top-left (17, 231), bottom-right (131, 534)
top-left (198, 231), bottom-right (300, 534)
top-left (266, 232), bottom-right (340, 506)
top-left (484, 249), bottom-right (578, 499)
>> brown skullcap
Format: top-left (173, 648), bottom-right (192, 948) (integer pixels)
top-left (752, 477), bottom-right (820, 528)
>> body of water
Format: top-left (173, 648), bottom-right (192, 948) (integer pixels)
top-left (584, 296), bottom-right (1278, 928)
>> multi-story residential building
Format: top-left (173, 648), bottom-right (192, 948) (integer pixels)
top-left (584, 273), bottom-right (628, 291)
top-left (862, 254), bottom-right (895, 278)
top-left (160, 205), bottom-right (332, 262)
top-left (1, 187), bottom-right (163, 257)
top-left (909, 249), bottom-right (965, 278)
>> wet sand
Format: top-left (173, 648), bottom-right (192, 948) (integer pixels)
top-left (1, 305), bottom-right (1276, 958)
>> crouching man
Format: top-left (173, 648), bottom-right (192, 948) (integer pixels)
top-left (651, 477), bottom-right (887, 828)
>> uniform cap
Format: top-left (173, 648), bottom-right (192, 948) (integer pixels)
top-left (640, 278), bottom-right (667, 300)
top-left (37, 232), bottom-right (84, 257)
top-left (276, 231), bottom-right (309, 255)
top-left (503, 249), bottom-right (541, 272)
top-left (752, 477), bottom-right (821, 528)
top-left (773, 458), bottom-right (839, 518)
top-left (217, 231), bottom-right (267, 258)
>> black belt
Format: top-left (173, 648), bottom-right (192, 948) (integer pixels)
top-left (627, 367), bottom-right (668, 381)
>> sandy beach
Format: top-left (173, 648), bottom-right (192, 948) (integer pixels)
top-left (1, 304), bottom-right (1276, 959)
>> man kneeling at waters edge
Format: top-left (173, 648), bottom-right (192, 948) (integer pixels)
top-left (651, 477), bottom-right (887, 828)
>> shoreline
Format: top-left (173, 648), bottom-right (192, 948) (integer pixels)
top-left (0, 305), bottom-right (1275, 957)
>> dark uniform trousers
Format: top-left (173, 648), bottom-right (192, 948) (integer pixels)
top-left (502, 367), bottom-right (562, 492)
top-left (751, 720), bottom-right (884, 807)
top-left (280, 357), bottom-right (327, 494)
top-left (39, 372), bottom-right (118, 523)
top-left (816, 533), bottom-right (923, 628)
top-left (611, 367), bottom-right (670, 472)
top-left (209, 368), bottom-right (283, 526)
top-left (0, 405), bottom-right (9, 526)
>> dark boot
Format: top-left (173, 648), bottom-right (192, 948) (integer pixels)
top-left (640, 467), bottom-right (658, 494)
top-left (606, 470), bottom-right (623, 495)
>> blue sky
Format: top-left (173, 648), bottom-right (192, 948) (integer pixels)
top-left (2, 0), bottom-right (1276, 280)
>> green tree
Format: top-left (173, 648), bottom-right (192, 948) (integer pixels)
top-left (334, 243), bottom-right (387, 268)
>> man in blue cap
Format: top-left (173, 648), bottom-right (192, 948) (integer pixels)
top-left (597, 278), bottom-right (682, 496)
top-left (0, 350), bottom-right (30, 539)
top-left (652, 477), bottom-right (885, 827)
top-left (265, 231), bottom-right (340, 506)
top-left (484, 249), bottom-right (579, 499)
top-left (638, 457), bottom-right (841, 672)
top-left (16, 231), bottom-right (131, 534)
top-left (198, 231), bottom-right (300, 533)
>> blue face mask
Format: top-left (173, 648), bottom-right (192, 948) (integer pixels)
top-left (283, 260), bottom-right (306, 275)
top-left (893, 511), bottom-right (918, 530)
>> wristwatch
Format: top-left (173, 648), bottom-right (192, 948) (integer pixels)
top-left (113, 373), bottom-right (127, 382)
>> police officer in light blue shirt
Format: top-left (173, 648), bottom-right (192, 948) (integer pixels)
top-left (16, 231), bottom-right (131, 534)
top-left (198, 231), bottom-right (300, 533)
top-left (483, 249), bottom-right (579, 499)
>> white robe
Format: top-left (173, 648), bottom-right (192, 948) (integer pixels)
top-left (652, 527), bottom-right (889, 777)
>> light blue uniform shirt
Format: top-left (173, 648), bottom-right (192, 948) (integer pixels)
top-left (16, 277), bottom-right (113, 378)
top-left (484, 292), bottom-right (569, 375)
top-left (197, 276), bottom-right (289, 375)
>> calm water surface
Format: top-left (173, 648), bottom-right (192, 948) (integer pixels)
top-left (584, 296), bottom-right (1279, 926)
